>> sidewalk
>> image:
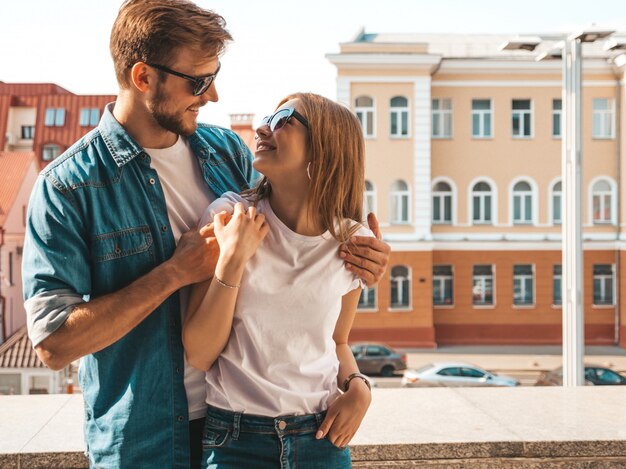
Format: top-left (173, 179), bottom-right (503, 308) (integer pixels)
top-left (400, 345), bottom-right (626, 373)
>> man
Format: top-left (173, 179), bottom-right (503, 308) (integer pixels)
top-left (22, 0), bottom-right (390, 467)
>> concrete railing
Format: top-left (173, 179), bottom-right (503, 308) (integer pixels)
top-left (2, 387), bottom-right (626, 468)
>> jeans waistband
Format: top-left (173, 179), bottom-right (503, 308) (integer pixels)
top-left (205, 404), bottom-right (326, 437)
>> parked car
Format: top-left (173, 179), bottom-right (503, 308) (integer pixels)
top-left (535, 365), bottom-right (626, 386)
top-left (401, 362), bottom-right (519, 387)
top-left (351, 343), bottom-right (407, 377)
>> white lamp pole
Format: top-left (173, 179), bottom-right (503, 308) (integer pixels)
top-left (561, 37), bottom-right (584, 386)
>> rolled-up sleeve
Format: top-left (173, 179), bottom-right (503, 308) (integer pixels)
top-left (22, 174), bottom-right (91, 347)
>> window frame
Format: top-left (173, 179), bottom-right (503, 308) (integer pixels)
top-left (433, 265), bottom-right (454, 307)
top-left (592, 264), bottom-right (615, 307)
top-left (357, 286), bottom-right (378, 312)
top-left (472, 264), bottom-right (495, 307)
top-left (592, 98), bottom-right (615, 139)
top-left (389, 96), bottom-right (410, 138)
top-left (390, 180), bottom-right (410, 225)
top-left (513, 264), bottom-right (535, 307)
top-left (390, 265), bottom-right (411, 311)
top-left (355, 96), bottom-right (376, 139)
top-left (511, 99), bottom-right (533, 139)
top-left (432, 98), bottom-right (453, 139)
top-left (471, 99), bottom-right (492, 139)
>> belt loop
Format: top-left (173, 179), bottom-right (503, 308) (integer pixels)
top-left (314, 411), bottom-right (323, 428)
top-left (232, 411), bottom-right (241, 440)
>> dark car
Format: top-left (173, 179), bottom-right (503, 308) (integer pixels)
top-left (351, 343), bottom-right (407, 377)
top-left (535, 365), bottom-right (626, 386)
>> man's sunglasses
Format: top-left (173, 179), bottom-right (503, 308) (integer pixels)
top-left (261, 108), bottom-right (309, 132)
top-left (147, 62), bottom-right (221, 96)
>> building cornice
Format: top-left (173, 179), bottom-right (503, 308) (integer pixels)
top-left (326, 53), bottom-right (442, 73)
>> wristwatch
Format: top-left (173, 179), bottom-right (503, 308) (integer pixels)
top-left (343, 372), bottom-right (371, 392)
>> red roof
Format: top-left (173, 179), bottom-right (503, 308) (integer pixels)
top-left (0, 151), bottom-right (36, 226)
top-left (0, 326), bottom-right (45, 368)
top-left (0, 82), bottom-right (71, 96)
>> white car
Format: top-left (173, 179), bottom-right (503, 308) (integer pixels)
top-left (401, 362), bottom-right (519, 387)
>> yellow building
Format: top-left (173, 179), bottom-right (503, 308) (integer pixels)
top-left (327, 31), bottom-right (626, 348)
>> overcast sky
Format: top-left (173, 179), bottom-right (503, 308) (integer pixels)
top-left (1, 0), bottom-right (626, 128)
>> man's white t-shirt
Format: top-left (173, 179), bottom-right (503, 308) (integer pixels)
top-left (145, 136), bottom-right (215, 420)
top-left (198, 192), bottom-right (372, 417)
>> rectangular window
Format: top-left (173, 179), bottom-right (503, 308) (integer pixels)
top-left (44, 108), bottom-right (65, 127)
top-left (553, 191), bottom-right (561, 224)
top-left (433, 193), bottom-right (452, 224)
top-left (592, 98), bottom-right (614, 139)
top-left (553, 265), bottom-right (562, 306)
top-left (552, 99), bottom-right (562, 138)
top-left (80, 108), bottom-right (101, 126)
top-left (512, 99), bottom-right (532, 138)
top-left (433, 265), bottom-right (453, 306)
top-left (471, 99), bottom-right (492, 138)
top-left (593, 264), bottom-right (614, 306)
top-left (513, 193), bottom-right (532, 224)
top-left (513, 264), bottom-right (534, 306)
top-left (432, 98), bottom-right (452, 138)
top-left (356, 110), bottom-right (374, 137)
top-left (358, 287), bottom-right (377, 311)
top-left (472, 265), bottom-right (493, 306)
top-left (472, 194), bottom-right (492, 224)
top-left (21, 125), bottom-right (35, 139)
top-left (390, 110), bottom-right (408, 137)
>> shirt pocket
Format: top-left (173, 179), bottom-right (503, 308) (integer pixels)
top-left (92, 226), bottom-right (153, 263)
top-left (90, 226), bottom-right (156, 295)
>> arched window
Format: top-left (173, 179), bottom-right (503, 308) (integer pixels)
top-left (363, 180), bottom-right (376, 217)
top-left (355, 96), bottom-right (374, 137)
top-left (592, 179), bottom-right (613, 224)
top-left (551, 181), bottom-right (562, 224)
top-left (42, 144), bottom-right (61, 161)
top-left (390, 180), bottom-right (409, 224)
top-left (472, 182), bottom-right (492, 224)
top-left (512, 181), bottom-right (533, 224)
top-left (389, 96), bottom-right (409, 137)
top-left (433, 181), bottom-right (452, 224)
top-left (390, 265), bottom-right (410, 309)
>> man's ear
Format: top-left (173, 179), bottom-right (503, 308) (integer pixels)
top-left (129, 62), bottom-right (153, 94)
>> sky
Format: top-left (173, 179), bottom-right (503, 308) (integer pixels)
top-left (1, 0), bottom-right (626, 129)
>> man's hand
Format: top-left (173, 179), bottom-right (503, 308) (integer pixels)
top-left (169, 223), bottom-right (220, 286)
top-left (340, 213), bottom-right (390, 287)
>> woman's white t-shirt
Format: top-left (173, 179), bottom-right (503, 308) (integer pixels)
top-left (198, 192), bottom-right (372, 417)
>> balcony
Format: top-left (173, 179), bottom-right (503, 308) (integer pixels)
top-left (2, 387), bottom-right (626, 468)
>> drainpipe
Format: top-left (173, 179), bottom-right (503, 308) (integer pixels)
top-left (0, 227), bottom-right (6, 343)
top-left (616, 76), bottom-right (622, 345)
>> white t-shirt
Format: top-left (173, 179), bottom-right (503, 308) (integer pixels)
top-left (198, 192), bottom-right (372, 417)
top-left (145, 136), bottom-right (215, 420)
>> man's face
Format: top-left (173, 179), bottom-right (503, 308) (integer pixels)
top-left (147, 48), bottom-right (220, 136)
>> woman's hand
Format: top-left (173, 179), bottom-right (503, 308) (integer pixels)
top-left (315, 379), bottom-right (372, 448)
top-left (214, 202), bottom-right (269, 268)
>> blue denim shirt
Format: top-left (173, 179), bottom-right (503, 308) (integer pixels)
top-left (22, 104), bottom-right (256, 468)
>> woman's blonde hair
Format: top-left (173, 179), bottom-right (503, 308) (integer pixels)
top-left (245, 92), bottom-right (365, 243)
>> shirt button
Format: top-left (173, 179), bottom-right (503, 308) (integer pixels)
top-left (178, 415), bottom-right (184, 422)
top-left (176, 367), bottom-right (181, 374)
top-left (278, 420), bottom-right (287, 430)
top-left (161, 225), bottom-right (168, 232)
top-left (149, 178), bottom-right (156, 185)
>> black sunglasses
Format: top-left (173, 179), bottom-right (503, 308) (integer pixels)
top-left (147, 62), bottom-right (221, 96)
top-left (261, 107), bottom-right (309, 132)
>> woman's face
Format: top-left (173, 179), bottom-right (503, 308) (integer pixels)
top-left (252, 99), bottom-right (310, 185)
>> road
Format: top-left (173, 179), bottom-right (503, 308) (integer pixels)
top-left (370, 345), bottom-right (626, 388)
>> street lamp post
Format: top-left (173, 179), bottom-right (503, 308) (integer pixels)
top-left (502, 29), bottom-right (614, 386)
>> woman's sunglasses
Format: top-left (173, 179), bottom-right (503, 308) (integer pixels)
top-left (147, 62), bottom-right (221, 96)
top-left (261, 108), bottom-right (309, 132)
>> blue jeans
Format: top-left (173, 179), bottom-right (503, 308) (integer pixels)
top-left (201, 405), bottom-right (352, 469)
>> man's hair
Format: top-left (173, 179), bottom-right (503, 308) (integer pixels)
top-left (245, 93), bottom-right (365, 243)
top-left (110, 0), bottom-right (232, 88)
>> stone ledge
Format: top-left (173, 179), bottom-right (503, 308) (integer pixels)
top-left (1, 387), bottom-right (625, 468)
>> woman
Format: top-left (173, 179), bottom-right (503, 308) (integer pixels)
top-left (183, 92), bottom-right (372, 468)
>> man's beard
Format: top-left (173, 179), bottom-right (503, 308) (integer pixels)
top-left (148, 83), bottom-right (197, 136)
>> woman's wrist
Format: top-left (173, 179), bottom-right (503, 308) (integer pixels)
top-left (215, 256), bottom-right (245, 286)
